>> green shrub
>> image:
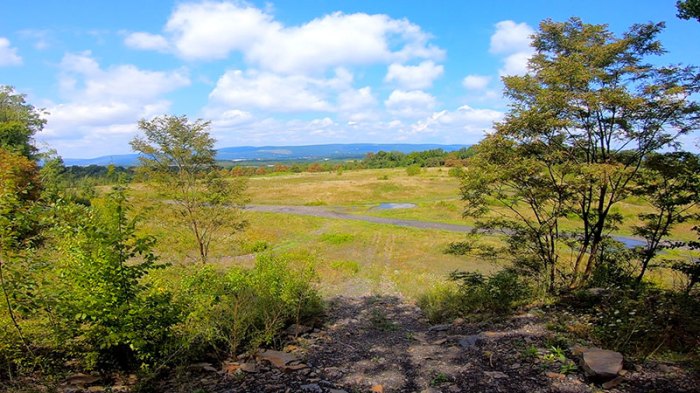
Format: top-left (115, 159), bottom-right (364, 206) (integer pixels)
top-left (591, 288), bottom-right (700, 359)
top-left (172, 253), bottom-right (323, 359)
top-left (406, 165), bottom-right (421, 176)
top-left (447, 167), bottom-right (464, 178)
top-left (419, 270), bottom-right (532, 323)
top-left (417, 282), bottom-right (463, 323)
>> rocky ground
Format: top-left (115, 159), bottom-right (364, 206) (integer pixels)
top-left (33, 296), bottom-right (700, 393)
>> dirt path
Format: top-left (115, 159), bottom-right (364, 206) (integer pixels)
top-left (245, 204), bottom-right (648, 247)
top-left (246, 204), bottom-right (476, 233)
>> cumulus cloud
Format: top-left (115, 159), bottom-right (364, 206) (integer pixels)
top-left (40, 52), bottom-right (190, 157)
top-left (337, 87), bottom-right (379, 121)
top-left (385, 90), bottom-right (436, 118)
top-left (124, 32), bottom-right (170, 51)
top-left (384, 61), bottom-right (443, 89)
top-left (408, 105), bottom-right (503, 137)
top-left (0, 37), bottom-right (22, 66)
top-left (130, 1), bottom-right (444, 74)
top-left (209, 69), bottom-right (341, 112)
top-left (489, 20), bottom-right (535, 76)
top-left (462, 74), bottom-right (491, 90)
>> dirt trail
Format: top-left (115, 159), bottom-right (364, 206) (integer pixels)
top-left (246, 204), bottom-right (476, 233)
top-left (245, 204), bottom-right (648, 247)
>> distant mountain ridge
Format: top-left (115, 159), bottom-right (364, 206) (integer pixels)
top-left (63, 143), bottom-right (470, 166)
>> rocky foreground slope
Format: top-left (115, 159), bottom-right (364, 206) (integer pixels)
top-left (58, 296), bottom-right (698, 393)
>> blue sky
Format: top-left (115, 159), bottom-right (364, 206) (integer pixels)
top-left (1, 1), bottom-right (699, 158)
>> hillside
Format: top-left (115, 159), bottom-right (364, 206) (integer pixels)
top-left (62, 143), bottom-right (470, 166)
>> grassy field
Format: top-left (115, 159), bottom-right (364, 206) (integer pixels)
top-left (129, 167), bottom-right (697, 299)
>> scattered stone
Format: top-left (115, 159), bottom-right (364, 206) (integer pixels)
top-left (286, 324), bottom-right (313, 336)
top-left (323, 367), bottom-right (344, 380)
top-left (86, 386), bottom-right (105, 393)
top-left (545, 372), bottom-right (566, 380)
top-left (371, 384), bottom-right (384, 393)
top-left (239, 362), bottom-right (259, 373)
top-left (432, 338), bottom-right (448, 345)
top-left (421, 388), bottom-right (441, 393)
top-left (428, 324), bottom-right (451, 332)
top-left (65, 373), bottom-right (101, 386)
top-left (328, 389), bottom-right (348, 393)
top-left (570, 345), bottom-right (587, 356)
top-left (510, 363), bottom-right (521, 369)
top-left (188, 362), bottom-right (218, 373)
top-left (586, 288), bottom-right (607, 297)
top-left (257, 349), bottom-right (307, 372)
top-left (111, 386), bottom-right (129, 393)
top-left (580, 348), bottom-right (623, 381)
top-left (458, 334), bottom-right (482, 349)
top-left (602, 376), bottom-right (625, 390)
top-left (484, 371), bottom-right (508, 379)
top-left (452, 318), bottom-right (465, 326)
top-left (300, 383), bottom-right (323, 393)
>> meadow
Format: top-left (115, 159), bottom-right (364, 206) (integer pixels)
top-left (131, 166), bottom-right (697, 299)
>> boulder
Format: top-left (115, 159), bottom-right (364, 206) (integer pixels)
top-left (580, 348), bottom-right (623, 381)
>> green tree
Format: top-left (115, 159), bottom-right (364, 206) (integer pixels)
top-left (462, 18), bottom-right (700, 291)
top-left (0, 149), bottom-right (42, 358)
top-left (632, 152), bottom-right (700, 283)
top-left (677, 0), bottom-right (700, 22)
top-left (0, 86), bottom-right (46, 159)
top-left (130, 115), bottom-right (247, 263)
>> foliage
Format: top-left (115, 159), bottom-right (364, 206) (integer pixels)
top-left (0, 86), bottom-right (46, 159)
top-left (320, 233), bottom-right (354, 245)
top-left (172, 253), bottom-right (322, 359)
top-left (131, 115), bottom-right (248, 263)
top-left (677, 0), bottom-right (700, 21)
top-left (591, 287), bottom-right (700, 359)
top-left (419, 270), bottom-right (532, 323)
top-left (670, 225), bottom-right (700, 294)
top-left (443, 241), bottom-right (473, 255)
top-left (461, 18), bottom-right (700, 291)
top-left (52, 188), bottom-right (179, 369)
top-left (405, 164), bottom-right (421, 176)
top-left (330, 260), bottom-right (360, 275)
top-left (632, 152), bottom-right (700, 283)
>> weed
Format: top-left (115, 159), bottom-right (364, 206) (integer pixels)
top-left (320, 233), bottom-right (354, 245)
top-left (330, 260), bottom-right (360, 275)
top-left (430, 372), bottom-right (450, 386)
top-left (369, 309), bottom-right (398, 332)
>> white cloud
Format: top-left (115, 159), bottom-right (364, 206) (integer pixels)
top-left (124, 32), bottom-right (170, 51)
top-left (384, 61), bottom-right (443, 89)
top-left (59, 52), bottom-right (189, 101)
top-left (462, 74), bottom-right (491, 90)
top-left (135, 1), bottom-right (443, 74)
top-left (39, 53), bottom-right (190, 157)
top-left (500, 52), bottom-right (532, 76)
top-left (0, 37), bottom-right (22, 66)
top-left (490, 20), bottom-right (534, 54)
top-left (489, 20), bottom-right (535, 76)
top-left (337, 86), bottom-right (379, 122)
top-left (209, 69), bottom-right (339, 112)
top-left (165, 1), bottom-right (277, 60)
top-left (408, 105), bottom-right (503, 137)
top-left (385, 90), bottom-right (436, 118)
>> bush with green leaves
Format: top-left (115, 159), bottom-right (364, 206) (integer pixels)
top-left (53, 188), bottom-right (180, 370)
top-left (419, 270), bottom-right (532, 323)
top-left (591, 287), bottom-right (700, 359)
top-left (406, 165), bottom-right (421, 176)
top-left (171, 253), bottom-right (323, 360)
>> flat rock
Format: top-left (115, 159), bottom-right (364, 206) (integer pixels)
top-left (581, 348), bottom-right (623, 381)
top-left (257, 349), bottom-right (303, 372)
top-left (285, 324), bottom-right (313, 336)
top-left (458, 334), bottom-right (482, 349)
top-left (300, 383), bottom-right (323, 393)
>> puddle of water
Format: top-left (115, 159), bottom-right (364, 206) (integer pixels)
top-left (614, 236), bottom-right (646, 249)
top-left (375, 203), bottom-right (417, 210)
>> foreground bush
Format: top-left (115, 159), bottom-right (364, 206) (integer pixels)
top-left (419, 270), bottom-right (532, 323)
top-left (170, 253), bottom-right (323, 361)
